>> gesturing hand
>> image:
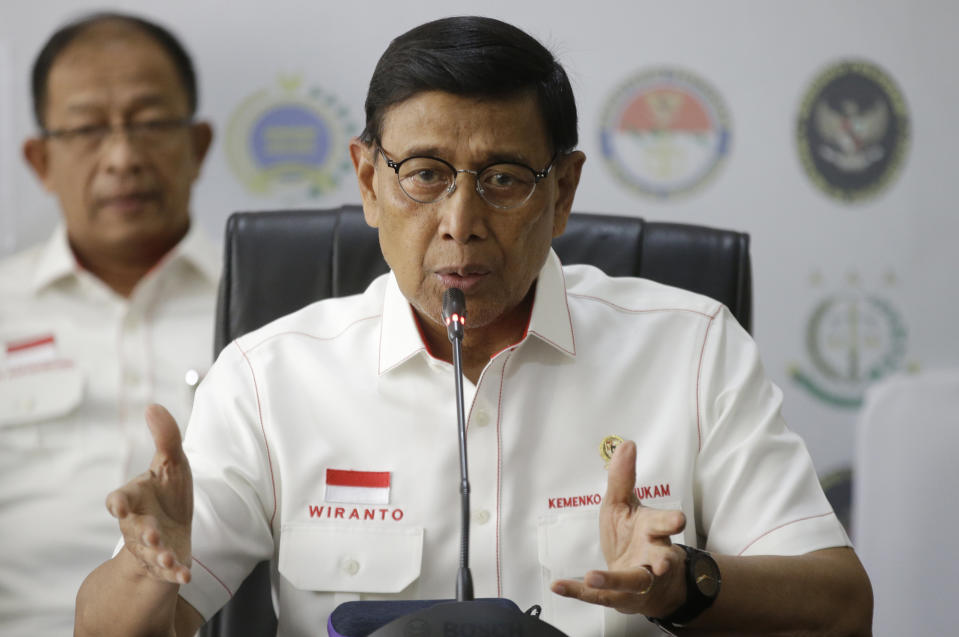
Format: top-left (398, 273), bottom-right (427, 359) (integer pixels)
top-left (106, 404), bottom-right (193, 585)
top-left (551, 440), bottom-right (687, 617)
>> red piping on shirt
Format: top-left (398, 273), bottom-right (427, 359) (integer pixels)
top-left (695, 308), bottom-right (722, 452)
top-left (236, 343), bottom-right (279, 528)
top-left (193, 556), bottom-right (234, 598)
top-left (493, 349), bottom-right (515, 597)
top-left (737, 511), bottom-right (837, 556)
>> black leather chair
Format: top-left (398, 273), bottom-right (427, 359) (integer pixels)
top-left (201, 205), bottom-right (752, 637)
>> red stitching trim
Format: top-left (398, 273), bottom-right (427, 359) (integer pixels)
top-left (236, 342), bottom-right (278, 528)
top-left (494, 350), bottom-right (514, 597)
top-left (243, 314), bottom-right (381, 353)
top-left (558, 266), bottom-right (576, 356)
top-left (193, 556), bottom-right (234, 598)
top-left (737, 511), bottom-right (836, 556)
top-left (567, 293), bottom-right (716, 319)
top-left (695, 308), bottom-right (722, 452)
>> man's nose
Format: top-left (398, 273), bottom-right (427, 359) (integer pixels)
top-left (99, 127), bottom-right (146, 173)
top-left (438, 174), bottom-right (489, 243)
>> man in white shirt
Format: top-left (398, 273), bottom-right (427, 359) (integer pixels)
top-left (75, 16), bottom-right (872, 636)
top-left (0, 12), bottom-right (216, 636)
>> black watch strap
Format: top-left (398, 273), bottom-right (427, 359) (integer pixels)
top-left (648, 544), bottom-right (721, 632)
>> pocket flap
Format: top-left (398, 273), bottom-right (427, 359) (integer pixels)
top-left (0, 364), bottom-right (83, 427)
top-left (278, 524), bottom-right (423, 593)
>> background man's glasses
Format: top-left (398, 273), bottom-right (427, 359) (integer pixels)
top-left (377, 146), bottom-right (555, 210)
top-left (41, 118), bottom-right (193, 154)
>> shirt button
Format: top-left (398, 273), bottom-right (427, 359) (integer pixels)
top-left (342, 558), bottom-right (360, 575)
top-left (184, 368), bottom-right (201, 388)
top-left (473, 409), bottom-right (490, 428)
top-left (475, 510), bottom-right (491, 525)
top-left (124, 369), bottom-right (141, 386)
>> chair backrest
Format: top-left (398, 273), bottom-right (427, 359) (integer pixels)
top-left (201, 205), bottom-right (752, 637)
top-left (215, 205), bottom-right (751, 355)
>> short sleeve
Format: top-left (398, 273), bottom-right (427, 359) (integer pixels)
top-left (177, 342), bottom-right (277, 619)
top-left (694, 308), bottom-right (850, 556)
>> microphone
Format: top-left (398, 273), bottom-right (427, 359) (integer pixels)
top-left (327, 289), bottom-right (567, 636)
top-left (442, 288), bottom-right (473, 601)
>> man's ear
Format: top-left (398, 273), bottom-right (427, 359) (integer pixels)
top-left (23, 137), bottom-right (52, 190)
top-left (189, 121), bottom-right (214, 174)
top-left (350, 138), bottom-right (380, 228)
top-left (551, 150), bottom-right (586, 238)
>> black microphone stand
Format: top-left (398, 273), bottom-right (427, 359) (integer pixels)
top-left (443, 287), bottom-right (474, 602)
top-left (347, 289), bottom-right (567, 636)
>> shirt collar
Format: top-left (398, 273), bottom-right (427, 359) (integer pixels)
top-left (30, 224), bottom-right (78, 292)
top-left (29, 222), bottom-right (221, 293)
top-left (525, 249), bottom-right (576, 357)
top-left (377, 248), bottom-right (575, 374)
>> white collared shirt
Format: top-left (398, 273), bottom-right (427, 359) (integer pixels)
top-left (0, 224), bottom-right (220, 637)
top-left (180, 250), bottom-right (848, 636)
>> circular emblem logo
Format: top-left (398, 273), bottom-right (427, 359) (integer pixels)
top-left (599, 435), bottom-right (624, 466)
top-left (226, 76), bottom-right (356, 198)
top-left (791, 292), bottom-right (908, 408)
top-left (600, 67), bottom-right (732, 199)
top-left (797, 59), bottom-right (909, 202)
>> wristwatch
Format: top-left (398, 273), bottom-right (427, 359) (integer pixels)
top-left (648, 544), bottom-right (721, 633)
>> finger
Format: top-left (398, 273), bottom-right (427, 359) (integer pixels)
top-left (550, 578), bottom-right (635, 609)
top-left (642, 508), bottom-right (687, 538)
top-left (583, 566), bottom-right (655, 594)
top-left (123, 540), bottom-right (192, 585)
top-left (603, 440), bottom-right (638, 508)
top-left (145, 404), bottom-right (186, 467)
top-left (106, 490), bottom-right (132, 519)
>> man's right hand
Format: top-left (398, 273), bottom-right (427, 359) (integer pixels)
top-left (106, 403), bottom-right (193, 585)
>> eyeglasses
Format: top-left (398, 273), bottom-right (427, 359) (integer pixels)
top-left (377, 146), bottom-right (556, 210)
top-left (41, 118), bottom-right (193, 154)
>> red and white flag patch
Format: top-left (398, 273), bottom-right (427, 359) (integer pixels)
top-left (325, 469), bottom-right (391, 505)
top-left (5, 334), bottom-right (57, 369)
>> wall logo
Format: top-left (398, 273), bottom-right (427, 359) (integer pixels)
top-left (797, 60), bottom-right (909, 202)
top-left (226, 76), bottom-right (356, 197)
top-left (600, 67), bottom-right (731, 199)
top-left (790, 271), bottom-right (915, 408)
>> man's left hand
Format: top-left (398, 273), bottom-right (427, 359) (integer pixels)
top-left (550, 440), bottom-right (688, 617)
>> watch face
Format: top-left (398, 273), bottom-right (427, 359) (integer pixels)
top-left (691, 554), bottom-right (721, 598)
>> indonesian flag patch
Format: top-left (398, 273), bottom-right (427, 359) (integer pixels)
top-left (325, 469), bottom-right (391, 504)
top-left (5, 334), bottom-right (58, 369)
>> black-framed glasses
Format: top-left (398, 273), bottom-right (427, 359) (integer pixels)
top-left (41, 118), bottom-right (193, 154)
top-left (377, 146), bottom-right (556, 210)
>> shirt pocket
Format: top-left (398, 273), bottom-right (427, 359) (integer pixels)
top-left (278, 523), bottom-right (423, 594)
top-left (0, 365), bottom-right (84, 437)
top-left (536, 501), bottom-right (686, 636)
top-left (536, 509), bottom-right (605, 633)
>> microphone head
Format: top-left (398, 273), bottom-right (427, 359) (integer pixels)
top-left (442, 288), bottom-right (466, 322)
top-left (442, 288), bottom-right (467, 341)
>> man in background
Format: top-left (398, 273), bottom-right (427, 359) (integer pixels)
top-left (0, 12), bottom-right (216, 636)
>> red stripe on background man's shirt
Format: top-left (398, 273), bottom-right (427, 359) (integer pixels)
top-left (326, 469), bottom-right (391, 488)
top-left (6, 335), bottom-right (55, 353)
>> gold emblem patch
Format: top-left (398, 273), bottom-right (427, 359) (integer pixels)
top-left (600, 435), bottom-right (625, 466)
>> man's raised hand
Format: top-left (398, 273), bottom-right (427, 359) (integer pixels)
top-left (551, 440), bottom-right (688, 617)
top-left (105, 404), bottom-right (193, 585)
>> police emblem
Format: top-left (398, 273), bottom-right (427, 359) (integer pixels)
top-left (796, 59), bottom-right (909, 202)
top-left (225, 75), bottom-right (357, 198)
top-left (599, 67), bottom-right (731, 199)
top-left (600, 435), bottom-right (625, 466)
top-left (790, 271), bottom-right (915, 408)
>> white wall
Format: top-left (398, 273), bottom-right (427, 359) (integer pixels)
top-left (2, 0), bottom-right (957, 480)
